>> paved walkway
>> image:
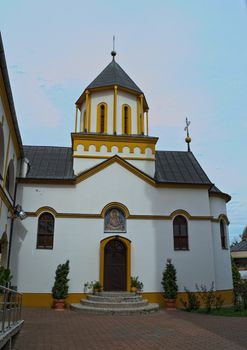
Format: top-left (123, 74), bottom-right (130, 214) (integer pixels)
top-left (11, 308), bottom-right (247, 350)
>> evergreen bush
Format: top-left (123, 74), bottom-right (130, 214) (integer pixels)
top-left (52, 260), bottom-right (70, 300)
top-left (161, 259), bottom-right (178, 299)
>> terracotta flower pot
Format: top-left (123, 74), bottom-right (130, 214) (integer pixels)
top-left (53, 299), bottom-right (65, 310)
top-left (166, 299), bottom-right (176, 310)
top-left (131, 287), bottom-right (137, 293)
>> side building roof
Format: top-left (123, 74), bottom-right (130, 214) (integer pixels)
top-left (23, 146), bottom-right (74, 179)
top-left (22, 146), bottom-right (230, 202)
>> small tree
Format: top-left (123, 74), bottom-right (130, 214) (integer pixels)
top-left (161, 259), bottom-right (178, 299)
top-left (52, 260), bottom-right (70, 300)
top-left (231, 257), bottom-right (241, 308)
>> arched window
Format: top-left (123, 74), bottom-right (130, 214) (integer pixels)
top-left (0, 123), bottom-right (4, 178)
top-left (5, 160), bottom-right (14, 198)
top-left (173, 215), bottom-right (189, 250)
top-left (220, 220), bottom-right (227, 249)
top-left (37, 212), bottom-right (55, 249)
top-left (122, 105), bottom-right (131, 135)
top-left (104, 207), bottom-right (126, 233)
top-left (97, 103), bottom-right (107, 133)
top-left (0, 232), bottom-right (8, 267)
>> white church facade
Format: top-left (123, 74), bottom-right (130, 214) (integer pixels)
top-left (0, 34), bottom-right (233, 307)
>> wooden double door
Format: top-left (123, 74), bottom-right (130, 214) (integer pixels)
top-left (103, 239), bottom-right (127, 291)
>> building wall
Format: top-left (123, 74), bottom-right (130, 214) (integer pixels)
top-left (0, 89), bottom-right (20, 266)
top-left (12, 162), bottom-right (232, 297)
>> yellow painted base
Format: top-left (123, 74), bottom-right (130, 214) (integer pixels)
top-left (22, 289), bottom-right (233, 308)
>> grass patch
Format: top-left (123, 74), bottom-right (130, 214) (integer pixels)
top-left (195, 307), bottom-right (247, 317)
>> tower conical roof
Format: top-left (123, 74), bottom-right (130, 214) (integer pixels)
top-left (86, 59), bottom-right (143, 94)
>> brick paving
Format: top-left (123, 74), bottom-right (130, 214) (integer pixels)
top-left (10, 308), bottom-right (247, 350)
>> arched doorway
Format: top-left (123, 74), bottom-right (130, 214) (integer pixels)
top-left (104, 239), bottom-right (126, 291)
top-left (100, 236), bottom-right (131, 291)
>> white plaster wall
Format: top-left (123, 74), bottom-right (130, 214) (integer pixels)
top-left (11, 161), bottom-right (232, 293)
top-left (209, 197), bottom-right (227, 218)
top-left (0, 96), bottom-right (20, 261)
top-left (127, 159), bottom-right (155, 177)
top-left (73, 157), bottom-right (104, 175)
top-left (211, 222), bottom-right (232, 290)
top-left (16, 163), bottom-right (211, 216)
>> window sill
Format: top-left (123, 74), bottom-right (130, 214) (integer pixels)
top-left (174, 249), bottom-right (190, 251)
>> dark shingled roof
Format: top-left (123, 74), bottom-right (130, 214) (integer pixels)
top-left (23, 146), bottom-right (215, 187)
top-left (0, 33), bottom-right (23, 156)
top-left (231, 240), bottom-right (247, 252)
top-left (86, 59), bottom-right (143, 94)
top-left (154, 151), bottom-right (212, 184)
top-left (23, 146), bottom-right (74, 179)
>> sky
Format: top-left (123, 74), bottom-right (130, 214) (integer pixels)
top-left (1, 0), bottom-right (247, 242)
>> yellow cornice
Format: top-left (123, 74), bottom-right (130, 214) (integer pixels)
top-left (71, 133), bottom-right (158, 144)
top-left (0, 69), bottom-right (21, 159)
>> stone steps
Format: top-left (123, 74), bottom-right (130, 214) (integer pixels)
top-left (80, 298), bottom-right (149, 308)
top-left (70, 302), bottom-right (159, 315)
top-left (87, 294), bottom-right (143, 303)
top-left (70, 291), bottom-right (159, 315)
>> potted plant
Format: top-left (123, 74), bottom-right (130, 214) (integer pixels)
top-left (131, 276), bottom-right (144, 293)
top-left (161, 259), bottom-right (178, 309)
top-left (93, 280), bottom-right (102, 293)
top-left (52, 260), bottom-right (70, 310)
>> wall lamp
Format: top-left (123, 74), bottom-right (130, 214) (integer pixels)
top-left (8, 204), bottom-right (27, 221)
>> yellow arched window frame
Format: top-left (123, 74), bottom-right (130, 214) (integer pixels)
top-left (97, 103), bottom-right (108, 133)
top-left (122, 104), bottom-right (132, 135)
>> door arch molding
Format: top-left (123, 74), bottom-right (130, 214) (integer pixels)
top-left (100, 235), bottom-right (131, 291)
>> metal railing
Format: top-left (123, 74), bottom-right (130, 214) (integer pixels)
top-left (0, 285), bottom-right (22, 334)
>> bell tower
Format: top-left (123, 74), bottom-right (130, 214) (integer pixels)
top-left (72, 51), bottom-right (158, 177)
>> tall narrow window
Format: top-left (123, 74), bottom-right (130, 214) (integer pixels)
top-left (173, 215), bottom-right (189, 250)
top-left (220, 220), bottom-right (227, 249)
top-left (100, 105), bottom-right (105, 133)
top-left (37, 212), bottom-right (55, 249)
top-left (124, 106), bottom-right (128, 134)
top-left (5, 160), bottom-right (14, 198)
top-left (97, 103), bottom-right (107, 133)
top-left (122, 105), bottom-right (131, 135)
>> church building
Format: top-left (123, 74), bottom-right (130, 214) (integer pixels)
top-left (0, 34), bottom-right (233, 307)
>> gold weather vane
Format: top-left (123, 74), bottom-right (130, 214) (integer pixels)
top-left (184, 117), bottom-right (192, 152)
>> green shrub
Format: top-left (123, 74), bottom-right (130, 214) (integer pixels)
top-left (161, 259), bottom-right (178, 299)
top-left (52, 260), bottom-right (70, 300)
top-left (131, 276), bottom-right (143, 291)
top-left (196, 282), bottom-right (215, 313)
top-left (0, 266), bottom-right (12, 287)
top-left (180, 287), bottom-right (200, 311)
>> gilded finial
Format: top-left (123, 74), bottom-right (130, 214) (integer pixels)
top-left (184, 117), bottom-right (191, 152)
top-left (111, 35), bottom-right (116, 59)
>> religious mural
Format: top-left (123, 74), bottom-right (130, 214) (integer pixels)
top-left (104, 208), bottom-right (126, 232)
